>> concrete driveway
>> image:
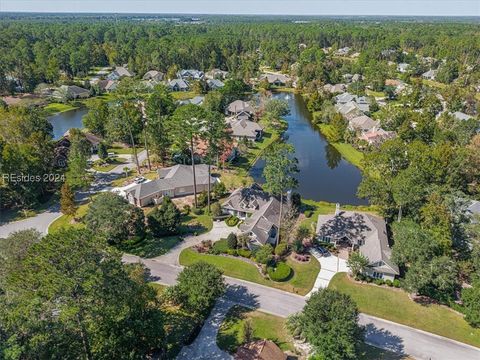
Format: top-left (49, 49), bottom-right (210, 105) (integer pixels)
top-left (176, 298), bottom-right (234, 360)
top-left (306, 248), bottom-right (349, 297)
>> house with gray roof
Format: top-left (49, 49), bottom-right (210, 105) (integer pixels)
top-left (335, 92), bottom-right (357, 104)
top-left (168, 79), bottom-right (189, 92)
top-left (206, 68), bottom-right (229, 80)
top-left (397, 63), bottom-right (410, 73)
top-left (259, 73), bottom-right (291, 86)
top-left (207, 79), bottom-right (225, 90)
top-left (323, 83), bottom-right (347, 94)
top-left (422, 69), bottom-right (437, 80)
top-left (108, 66), bottom-right (134, 80)
top-left (223, 184), bottom-right (280, 247)
top-left (143, 70), bottom-right (165, 82)
top-left (452, 111), bottom-right (473, 121)
top-left (53, 85), bottom-right (90, 100)
top-left (178, 96), bottom-right (205, 106)
top-left (226, 117), bottom-right (263, 141)
top-left (177, 69), bottom-right (205, 81)
top-left (126, 164), bottom-right (217, 207)
top-left (227, 100), bottom-right (254, 117)
top-left (335, 101), bottom-right (364, 120)
top-left (348, 115), bottom-right (379, 133)
top-left (316, 210), bottom-right (399, 281)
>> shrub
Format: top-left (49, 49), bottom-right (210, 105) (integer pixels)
top-left (197, 191), bottom-right (208, 207)
top-left (147, 197), bottom-right (181, 237)
top-left (211, 202), bottom-right (222, 217)
top-left (213, 181), bottom-right (227, 199)
top-left (237, 249), bottom-right (252, 258)
top-left (275, 242), bottom-right (289, 256)
top-left (191, 207), bottom-right (203, 215)
top-left (227, 233), bottom-right (238, 249)
top-left (385, 279), bottom-right (393, 287)
top-left (183, 204), bottom-right (191, 215)
top-left (267, 262), bottom-right (292, 282)
top-left (255, 244), bottom-right (274, 264)
top-left (393, 279), bottom-right (401, 288)
top-left (374, 279), bottom-right (385, 286)
top-left (212, 239), bottom-right (229, 253)
top-left (226, 249), bottom-right (238, 256)
top-left (366, 277), bottom-right (373, 283)
top-left (225, 215), bottom-right (239, 227)
top-left (292, 239), bottom-right (304, 253)
top-left (304, 210), bottom-right (313, 218)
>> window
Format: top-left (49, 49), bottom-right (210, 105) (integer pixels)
top-left (372, 272), bottom-right (383, 279)
top-left (322, 235), bottom-right (331, 243)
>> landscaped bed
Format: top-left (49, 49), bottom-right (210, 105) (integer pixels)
top-left (329, 273), bottom-right (480, 347)
top-left (179, 247), bottom-right (320, 295)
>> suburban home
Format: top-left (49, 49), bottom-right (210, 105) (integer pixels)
top-left (359, 128), bottom-right (396, 146)
top-left (178, 95), bottom-right (205, 106)
top-left (61, 129), bottom-right (102, 154)
top-left (206, 68), bottom-right (229, 79)
top-left (168, 79), bottom-right (189, 92)
top-left (335, 47), bottom-right (351, 56)
top-left (335, 92), bottom-right (357, 104)
top-left (422, 69), bottom-right (437, 80)
top-left (323, 83), bottom-right (346, 94)
top-left (397, 63), bottom-right (410, 73)
top-left (259, 73), bottom-right (291, 86)
top-left (227, 100), bottom-right (254, 119)
top-left (98, 79), bottom-right (118, 93)
top-left (234, 339), bottom-right (287, 360)
top-left (143, 70), bottom-right (165, 82)
top-left (222, 184), bottom-right (280, 248)
top-left (336, 101), bottom-right (364, 120)
top-left (348, 115), bottom-right (379, 133)
top-left (177, 69), bottom-right (205, 81)
top-left (53, 85), bottom-right (90, 100)
top-left (226, 117), bottom-right (263, 141)
top-left (107, 66), bottom-right (134, 80)
top-left (343, 73), bottom-right (362, 83)
top-left (316, 210), bottom-right (400, 281)
top-left (452, 111), bottom-right (473, 121)
top-left (126, 164), bottom-right (217, 207)
top-left (206, 79), bottom-right (225, 90)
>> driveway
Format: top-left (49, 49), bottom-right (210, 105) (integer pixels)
top-left (305, 248), bottom-right (349, 297)
top-left (153, 221), bottom-right (239, 265)
top-left (176, 298), bottom-right (234, 360)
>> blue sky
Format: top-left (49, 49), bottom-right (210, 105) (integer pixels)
top-left (1, 1), bottom-right (479, 16)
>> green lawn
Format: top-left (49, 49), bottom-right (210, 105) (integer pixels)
top-left (217, 305), bottom-right (295, 353)
top-left (232, 129), bottom-right (281, 172)
top-left (170, 91), bottom-right (199, 100)
top-left (358, 343), bottom-right (413, 360)
top-left (92, 158), bottom-right (128, 172)
top-left (48, 202), bottom-right (89, 233)
top-left (44, 102), bottom-right (79, 114)
top-left (318, 124), bottom-right (365, 169)
top-left (329, 273), bottom-right (480, 348)
top-left (179, 249), bottom-right (320, 295)
top-left (107, 145), bottom-right (145, 155)
top-left (366, 89), bottom-right (386, 98)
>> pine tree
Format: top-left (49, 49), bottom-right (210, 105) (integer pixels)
top-left (60, 182), bottom-right (77, 216)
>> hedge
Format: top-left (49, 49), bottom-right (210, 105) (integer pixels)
top-left (226, 215), bottom-right (240, 227)
top-left (267, 262), bottom-right (292, 282)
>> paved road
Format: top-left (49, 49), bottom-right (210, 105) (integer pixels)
top-left (122, 257), bottom-right (480, 360)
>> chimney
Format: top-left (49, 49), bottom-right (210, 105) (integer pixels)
top-left (335, 203), bottom-right (340, 215)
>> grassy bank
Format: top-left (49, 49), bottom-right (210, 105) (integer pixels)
top-left (179, 249), bottom-right (320, 295)
top-left (318, 124), bottom-right (365, 169)
top-left (44, 102), bottom-right (79, 114)
top-left (48, 202), bottom-right (89, 233)
top-left (329, 273), bottom-right (480, 348)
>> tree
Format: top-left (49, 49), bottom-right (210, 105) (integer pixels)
top-left (66, 129), bottom-right (91, 189)
top-left (84, 192), bottom-right (145, 245)
top-left (169, 261), bottom-right (225, 315)
top-left (347, 251), bottom-right (369, 278)
top-left (211, 202), bottom-right (222, 217)
top-left (243, 319), bottom-right (254, 344)
top-left (97, 142), bottom-right (108, 160)
top-left (287, 289), bottom-right (363, 360)
top-left (255, 244), bottom-right (274, 264)
top-left (169, 104), bottom-right (206, 208)
top-left (262, 143), bottom-right (299, 245)
top-left (462, 281), bottom-right (480, 328)
top-left (83, 99), bottom-right (109, 137)
top-left (147, 197), bottom-right (181, 237)
top-left (0, 229), bottom-right (165, 359)
top-left (264, 98), bottom-right (290, 119)
top-left (227, 233), bottom-right (238, 249)
top-left (60, 182), bottom-right (77, 216)
top-left (329, 113), bottom-right (348, 143)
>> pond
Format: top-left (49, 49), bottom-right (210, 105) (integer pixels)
top-left (48, 107), bottom-right (88, 140)
top-left (250, 92), bottom-right (367, 205)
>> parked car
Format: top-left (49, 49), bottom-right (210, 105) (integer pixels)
top-left (316, 246), bottom-right (329, 256)
top-left (134, 176), bottom-right (146, 184)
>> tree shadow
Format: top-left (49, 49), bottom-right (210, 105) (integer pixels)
top-left (225, 284), bottom-right (260, 310)
top-left (363, 323), bottom-right (405, 355)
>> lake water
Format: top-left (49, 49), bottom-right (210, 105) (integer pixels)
top-left (250, 93), bottom-right (367, 205)
top-left (48, 107), bottom-right (88, 140)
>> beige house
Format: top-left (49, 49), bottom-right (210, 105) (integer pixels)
top-left (126, 164), bottom-right (217, 207)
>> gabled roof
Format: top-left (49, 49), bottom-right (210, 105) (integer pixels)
top-left (259, 73), bottom-right (290, 84)
top-left (227, 118), bottom-right (263, 138)
top-left (112, 66), bottom-right (134, 78)
top-left (316, 211), bottom-right (399, 275)
top-left (178, 69), bottom-right (204, 80)
top-left (227, 100), bottom-right (254, 114)
top-left (143, 70), bottom-right (164, 81)
top-left (349, 115), bottom-right (379, 132)
top-left (234, 339), bottom-right (287, 360)
top-left (239, 197), bottom-right (281, 245)
top-left (335, 92), bottom-right (356, 104)
top-left (222, 184), bottom-right (271, 213)
top-left (207, 79), bottom-right (225, 89)
top-left (168, 79), bottom-right (189, 90)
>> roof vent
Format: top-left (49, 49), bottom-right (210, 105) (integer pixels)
top-left (335, 203), bottom-right (341, 215)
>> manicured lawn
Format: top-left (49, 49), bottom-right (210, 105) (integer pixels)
top-left (92, 157), bottom-right (128, 172)
top-left (366, 89), bottom-right (386, 98)
top-left (420, 78), bottom-right (447, 90)
top-left (107, 145), bottom-right (145, 155)
top-left (179, 248), bottom-right (320, 295)
top-left (358, 343), bottom-right (413, 360)
top-left (329, 273), bottom-right (480, 348)
top-left (217, 305), bottom-right (295, 353)
top-left (318, 124), bottom-right (365, 169)
top-left (216, 169), bottom-right (254, 191)
top-left (170, 91), bottom-right (198, 100)
top-left (44, 102), bottom-right (79, 114)
top-left (48, 202), bottom-right (89, 233)
top-left (123, 235), bottom-right (183, 258)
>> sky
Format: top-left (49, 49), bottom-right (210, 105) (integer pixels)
top-left (0, 0), bottom-right (479, 17)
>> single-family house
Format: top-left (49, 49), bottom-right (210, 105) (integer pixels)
top-left (234, 339), bottom-right (287, 360)
top-left (227, 100), bottom-right (254, 119)
top-left (126, 164), bottom-right (217, 207)
top-left (107, 66), bottom-right (134, 80)
top-left (223, 184), bottom-right (280, 248)
top-left (53, 85), bottom-right (90, 100)
top-left (98, 79), bottom-right (118, 93)
top-left (177, 69), bottom-right (205, 81)
top-left (452, 111), bottom-right (473, 121)
top-left (178, 95), bottom-right (205, 106)
top-left (207, 79), bottom-right (225, 90)
top-left (422, 69), bottom-right (437, 80)
top-left (397, 63), bottom-right (410, 73)
top-left (316, 210), bottom-right (399, 281)
top-left (335, 92), bottom-right (357, 104)
top-left (168, 79), bottom-right (189, 92)
top-left (335, 101), bottom-right (364, 120)
top-left (335, 47), bottom-right (351, 56)
top-left (323, 83), bottom-right (346, 94)
top-left (62, 129), bottom-right (102, 154)
top-left (143, 70), bottom-right (165, 82)
top-left (259, 73), bottom-right (291, 86)
top-left (359, 128), bottom-right (396, 146)
top-left (205, 68), bottom-right (229, 80)
top-left (226, 117), bottom-right (263, 141)
top-left (348, 115), bottom-right (379, 134)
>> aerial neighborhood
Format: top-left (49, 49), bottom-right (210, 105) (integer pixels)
top-left (0, 10), bottom-right (479, 360)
